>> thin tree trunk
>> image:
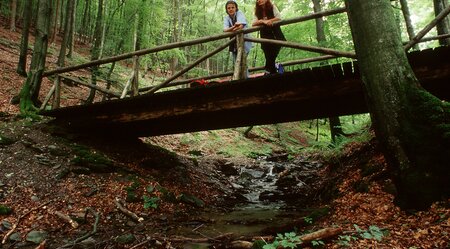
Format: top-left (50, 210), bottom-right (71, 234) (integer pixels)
top-left (16, 0), bottom-right (33, 76)
top-left (434, 0), bottom-right (450, 45)
top-left (50, 0), bottom-right (60, 44)
top-left (312, 0), bottom-right (344, 143)
top-left (9, 0), bottom-right (17, 31)
top-left (81, 0), bottom-right (89, 43)
top-left (86, 0), bottom-right (104, 104)
top-left (67, 0), bottom-right (77, 58)
top-left (170, 0), bottom-right (179, 75)
top-left (57, 0), bottom-right (74, 67)
top-left (345, 0), bottom-right (450, 210)
top-left (20, 0), bottom-right (52, 111)
top-left (99, 0), bottom-right (107, 58)
top-left (399, 0), bottom-right (419, 50)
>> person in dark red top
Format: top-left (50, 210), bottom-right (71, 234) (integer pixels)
top-left (252, 0), bottom-right (286, 75)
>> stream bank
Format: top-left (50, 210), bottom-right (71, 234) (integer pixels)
top-left (1, 118), bottom-right (448, 248)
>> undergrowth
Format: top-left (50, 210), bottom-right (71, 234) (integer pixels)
top-left (157, 114), bottom-right (372, 159)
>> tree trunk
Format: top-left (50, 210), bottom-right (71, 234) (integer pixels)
top-left (312, 0), bottom-right (344, 143)
top-left (57, 0), bottom-right (75, 67)
top-left (67, 0), bottom-right (77, 58)
top-left (50, 0), bottom-right (60, 44)
top-left (86, 0), bottom-right (104, 104)
top-left (81, 0), bottom-right (89, 43)
top-left (9, 0), bottom-right (17, 31)
top-left (399, 0), bottom-right (419, 50)
top-left (20, 0), bottom-right (51, 111)
top-left (170, 0), bottom-right (179, 75)
top-left (16, 0), bottom-right (33, 76)
top-left (345, 0), bottom-right (450, 210)
top-left (434, 0), bottom-right (450, 45)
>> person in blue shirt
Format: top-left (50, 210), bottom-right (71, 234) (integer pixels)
top-left (223, 0), bottom-right (252, 78)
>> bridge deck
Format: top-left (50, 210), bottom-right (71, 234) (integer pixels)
top-left (41, 46), bottom-right (450, 137)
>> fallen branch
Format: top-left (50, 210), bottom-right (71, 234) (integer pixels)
top-left (228, 228), bottom-right (342, 248)
top-left (114, 198), bottom-right (144, 222)
top-left (57, 207), bottom-right (100, 248)
top-left (2, 200), bottom-right (52, 244)
top-left (34, 239), bottom-right (46, 249)
top-left (54, 211), bottom-right (79, 229)
top-left (169, 232), bottom-right (233, 243)
top-left (299, 227), bottom-right (342, 244)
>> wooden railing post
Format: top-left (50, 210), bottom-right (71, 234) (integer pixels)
top-left (53, 75), bottom-right (61, 109)
top-left (131, 55), bottom-right (139, 96)
top-left (233, 33), bottom-right (246, 80)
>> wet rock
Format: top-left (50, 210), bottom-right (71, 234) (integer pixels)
top-left (26, 230), bottom-right (47, 244)
top-left (266, 153), bottom-right (289, 162)
top-left (9, 232), bottom-right (21, 242)
top-left (116, 234), bottom-right (136, 244)
top-left (178, 193), bottom-right (205, 207)
top-left (48, 145), bottom-right (66, 156)
top-left (218, 161), bottom-right (239, 176)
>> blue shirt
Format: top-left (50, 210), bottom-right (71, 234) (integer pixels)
top-left (223, 10), bottom-right (253, 54)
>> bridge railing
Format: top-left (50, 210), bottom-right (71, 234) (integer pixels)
top-left (39, 4), bottom-right (450, 111)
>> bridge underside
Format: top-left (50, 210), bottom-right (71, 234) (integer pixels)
top-left (41, 46), bottom-right (450, 137)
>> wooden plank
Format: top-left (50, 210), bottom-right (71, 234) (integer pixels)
top-left (40, 46), bottom-right (450, 137)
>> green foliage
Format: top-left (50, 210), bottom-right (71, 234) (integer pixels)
top-left (125, 178), bottom-right (141, 203)
top-left (336, 225), bottom-right (386, 247)
top-left (70, 145), bottom-right (114, 172)
top-left (142, 184), bottom-right (159, 209)
top-left (303, 216), bottom-right (313, 224)
top-left (0, 135), bottom-right (16, 145)
top-left (311, 240), bottom-right (325, 247)
top-left (0, 205), bottom-right (12, 215)
top-left (263, 232), bottom-right (301, 249)
top-left (337, 234), bottom-right (358, 247)
top-left (143, 195), bottom-right (160, 209)
top-left (156, 185), bottom-right (177, 203)
top-left (252, 240), bottom-right (266, 249)
top-left (354, 224), bottom-right (385, 242)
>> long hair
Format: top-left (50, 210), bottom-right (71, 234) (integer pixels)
top-left (255, 0), bottom-right (274, 20)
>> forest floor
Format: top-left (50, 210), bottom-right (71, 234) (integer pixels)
top-left (0, 20), bottom-right (449, 249)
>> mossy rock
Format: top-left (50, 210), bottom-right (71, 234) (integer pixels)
top-left (156, 185), bottom-right (177, 203)
top-left (71, 145), bottom-right (114, 173)
top-left (178, 193), bottom-right (204, 208)
top-left (115, 234), bottom-right (136, 244)
top-left (139, 144), bottom-right (183, 170)
top-left (0, 205), bottom-right (12, 215)
top-left (0, 135), bottom-right (16, 146)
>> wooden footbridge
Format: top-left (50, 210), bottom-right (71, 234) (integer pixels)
top-left (39, 6), bottom-right (450, 137)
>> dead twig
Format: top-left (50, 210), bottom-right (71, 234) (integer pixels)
top-left (57, 207), bottom-right (100, 248)
top-left (1, 200), bottom-right (52, 245)
top-left (114, 198), bottom-right (144, 222)
top-left (54, 211), bottom-right (79, 229)
top-left (129, 237), bottom-right (154, 249)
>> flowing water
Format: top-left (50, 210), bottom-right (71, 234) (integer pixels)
top-left (172, 157), bottom-right (322, 248)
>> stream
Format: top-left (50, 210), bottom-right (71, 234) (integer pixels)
top-left (171, 156), bottom-right (324, 248)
